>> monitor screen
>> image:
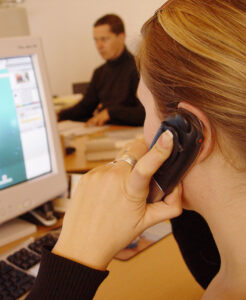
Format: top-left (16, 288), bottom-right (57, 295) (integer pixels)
top-left (0, 55), bottom-right (52, 190)
top-left (0, 37), bottom-right (67, 226)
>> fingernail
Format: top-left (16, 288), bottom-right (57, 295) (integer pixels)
top-left (160, 130), bottom-right (173, 149)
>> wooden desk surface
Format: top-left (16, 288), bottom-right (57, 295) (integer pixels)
top-left (95, 233), bottom-right (203, 300)
top-left (63, 125), bottom-right (135, 173)
top-left (64, 135), bottom-right (107, 173)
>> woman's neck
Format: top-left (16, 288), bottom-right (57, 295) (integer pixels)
top-left (195, 154), bottom-right (246, 299)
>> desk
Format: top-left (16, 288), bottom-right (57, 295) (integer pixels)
top-left (63, 135), bottom-right (104, 173)
top-left (63, 125), bottom-right (135, 173)
top-left (95, 234), bottom-right (204, 300)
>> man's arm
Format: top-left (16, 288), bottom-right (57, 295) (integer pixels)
top-left (107, 101), bottom-right (145, 126)
top-left (58, 71), bottom-right (100, 122)
top-left (107, 68), bottom-right (145, 126)
top-left (85, 108), bottom-right (110, 126)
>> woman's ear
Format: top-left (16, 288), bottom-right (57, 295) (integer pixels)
top-left (178, 102), bottom-right (214, 163)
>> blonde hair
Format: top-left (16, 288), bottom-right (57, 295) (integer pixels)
top-left (139, 0), bottom-right (246, 162)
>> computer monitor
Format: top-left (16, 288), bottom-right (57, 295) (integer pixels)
top-left (0, 36), bottom-right (67, 245)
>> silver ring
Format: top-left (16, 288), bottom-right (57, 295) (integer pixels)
top-left (108, 154), bottom-right (137, 168)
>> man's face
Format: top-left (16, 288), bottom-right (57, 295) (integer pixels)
top-left (93, 24), bottom-right (125, 61)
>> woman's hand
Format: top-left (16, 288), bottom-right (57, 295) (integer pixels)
top-left (53, 130), bottom-right (182, 270)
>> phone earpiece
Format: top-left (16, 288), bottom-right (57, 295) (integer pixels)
top-left (148, 108), bottom-right (204, 202)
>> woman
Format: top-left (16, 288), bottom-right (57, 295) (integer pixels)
top-left (27, 1), bottom-right (246, 299)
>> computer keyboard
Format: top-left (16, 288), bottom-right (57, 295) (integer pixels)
top-left (0, 231), bottom-right (59, 299)
top-left (28, 233), bottom-right (57, 255)
top-left (0, 261), bottom-right (35, 299)
top-left (7, 248), bottom-right (40, 271)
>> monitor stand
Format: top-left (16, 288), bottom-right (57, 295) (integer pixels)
top-left (0, 218), bottom-right (37, 247)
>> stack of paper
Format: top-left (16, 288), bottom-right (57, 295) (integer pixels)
top-left (53, 94), bottom-right (82, 113)
top-left (58, 120), bottom-right (108, 138)
top-left (85, 138), bottom-right (123, 161)
top-left (85, 127), bottom-right (144, 161)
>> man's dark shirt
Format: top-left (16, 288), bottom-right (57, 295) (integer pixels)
top-left (58, 48), bottom-right (145, 126)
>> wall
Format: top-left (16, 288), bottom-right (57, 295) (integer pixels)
top-left (23, 0), bottom-right (165, 96)
top-left (0, 7), bottom-right (29, 37)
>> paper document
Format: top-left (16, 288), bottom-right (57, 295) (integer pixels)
top-left (85, 127), bottom-right (144, 161)
top-left (53, 94), bottom-right (82, 113)
top-left (53, 93), bottom-right (82, 105)
top-left (86, 150), bottom-right (119, 161)
top-left (141, 222), bottom-right (172, 242)
top-left (105, 127), bottom-right (144, 140)
top-left (85, 137), bottom-right (134, 152)
top-left (58, 120), bottom-right (108, 138)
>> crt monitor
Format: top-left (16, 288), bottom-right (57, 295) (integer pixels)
top-left (0, 36), bottom-right (67, 242)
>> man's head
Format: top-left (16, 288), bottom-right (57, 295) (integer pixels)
top-left (93, 14), bottom-right (126, 61)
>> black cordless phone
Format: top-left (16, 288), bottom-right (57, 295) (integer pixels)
top-left (147, 109), bottom-right (204, 202)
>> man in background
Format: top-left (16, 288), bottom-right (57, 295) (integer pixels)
top-left (58, 14), bottom-right (145, 126)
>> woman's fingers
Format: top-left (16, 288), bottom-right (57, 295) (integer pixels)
top-left (126, 130), bottom-right (173, 199)
top-left (115, 137), bottom-right (148, 160)
top-left (142, 184), bottom-right (183, 229)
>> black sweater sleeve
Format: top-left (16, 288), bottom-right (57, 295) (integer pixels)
top-left (58, 71), bottom-right (99, 122)
top-left (108, 102), bottom-right (145, 126)
top-left (107, 68), bottom-right (145, 126)
top-left (26, 246), bottom-right (109, 300)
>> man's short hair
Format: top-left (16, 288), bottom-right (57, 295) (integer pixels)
top-left (94, 14), bottom-right (125, 35)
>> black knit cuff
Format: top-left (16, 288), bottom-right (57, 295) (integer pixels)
top-left (26, 246), bottom-right (109, 300)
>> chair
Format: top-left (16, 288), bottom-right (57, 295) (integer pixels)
top-left (72, 82), bottom-right (89, 95)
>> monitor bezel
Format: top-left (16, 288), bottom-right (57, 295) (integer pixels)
top-left (0, 36), bottom-right (67, 224)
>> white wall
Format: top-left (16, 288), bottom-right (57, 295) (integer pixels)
top-left (0, 7), bottom-right (29, 37)
top-left (23, 0), bottom-right (165, 96)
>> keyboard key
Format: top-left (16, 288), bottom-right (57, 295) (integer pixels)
top-left (28, 233), bottom-right (58, 254)
top-left (0, 261), bottom-right (35, 299)
top-left (0, 261), bottom-right (12, 275)
top-left (7, 248), bottom-right (40, 270)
